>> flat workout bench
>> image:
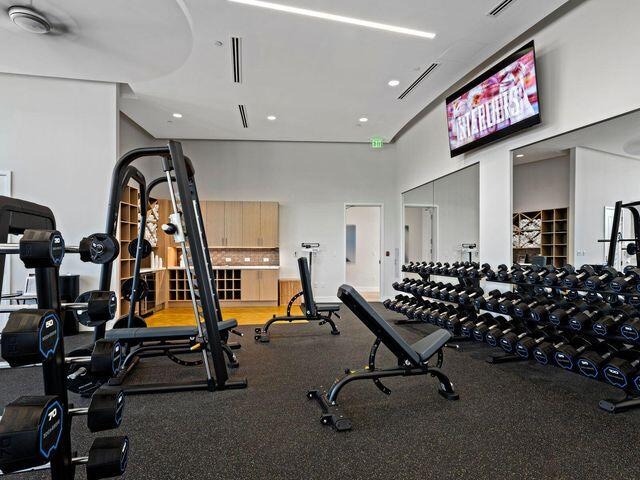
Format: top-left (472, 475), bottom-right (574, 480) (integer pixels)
top-left (254, 257), bottom-right (340, 342)
top-left (105, 320), bottom-right (238, 342)
top-left (104, 319), bottom-right (241, 387)
top-left (308, 284), bottom-right (459, 431)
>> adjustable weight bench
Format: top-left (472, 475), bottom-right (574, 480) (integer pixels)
top-left (254, 257), bottom-right (340, 342)
top-left (308, 284), bottom-right (459, 431)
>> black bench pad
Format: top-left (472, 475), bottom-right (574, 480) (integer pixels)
top-left (316, 303), bottom-right (341, 312)
top-left (410, 330), bottom-right (451, 362)
top-left (105, 319), bottom-right (237, 342)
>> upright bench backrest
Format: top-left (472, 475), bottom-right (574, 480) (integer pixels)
top-left (337, 284), bottom-right (421, 366)
top-left (298, 257), bottom-right (317, 318)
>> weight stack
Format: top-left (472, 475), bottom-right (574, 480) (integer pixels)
top-left (59, 274), bottom-right (79, 335)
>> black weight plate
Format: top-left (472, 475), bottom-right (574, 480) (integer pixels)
top-left (121, 278), bottom-right (148, 302)
top-left (112, 315), bottom-right (147, 329)
top-left (127, 238), bottom-right (152, 259)
top-left (79, 234), bottom-right (120, 264)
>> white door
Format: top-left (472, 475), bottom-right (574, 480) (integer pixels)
top-left (345, 206), bottom-right (381, 298)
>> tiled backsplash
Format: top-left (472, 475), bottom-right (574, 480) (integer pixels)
top-left (210, 248), bottom-right (279, 266)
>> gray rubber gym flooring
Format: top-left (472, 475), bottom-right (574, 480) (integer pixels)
top-left (2, 303), bottom-right (639, 479)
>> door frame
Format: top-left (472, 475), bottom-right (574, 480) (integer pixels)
top-left (343, 203), bottom-right (384, 300)
top-left (0, 171), bottom-right (11, 295)
top-left (401, 204), bottom-right (439, 269)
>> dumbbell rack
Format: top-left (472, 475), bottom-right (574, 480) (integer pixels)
top-left (393, 262), bottom-right (640, 413)
top-left (393, 272), bottom-right (480, 344)
top-left (0, 197), bottom-right (128, 479)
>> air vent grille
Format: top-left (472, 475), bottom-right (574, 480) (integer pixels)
top-left (487, 0), bottom-right (517, 16)
top-left (398, 63), bottom-right (439, 100)
top-left (232, 37), bottom-right (242, 83)
top-left (238, 105), bottom-right (248, 128)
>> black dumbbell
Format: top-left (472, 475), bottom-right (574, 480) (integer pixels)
top-left (485, 319), bottom-right (521, 347)
top-left (0, 396), bottom-right (65, 473)
top-left (555, 336), bottom-right (608, 371)
top-left (584, 266), bottom-right (621, 291)
top-left (603, 352), bottom-right (640, 390)
top-left (610, 266), bottom-right (640, 293)
top-left (594, 304), bottom-right (638, 337)
top-left (515, 326), bottom-right (557, 358)
top-left (513, 298), bottom-right (552, 319)
top-left (577, 344), bottom-right (636, 379)
top-left (484, 291), bottom-right (519, 312)
top-left (444, 311), bottom-right (477, 335)
top-left (527, 265), bottom-right (556, 284)
top-left (530, 301), bottom-right (570, 323)
top-left (543, 264), bottom-right (575, 287)
top-left (1, 310), bottom-right (61, 367)
top-left (468, 314), bottom-right (508, 341)
top-left (533, 332), bottom-right (576, 365)
top-left (569, 302), bottom-right (613, 331)
top-left (548, 300), bottom-right (589, 326)
top-left (563, 265), bottom-right (598, 288)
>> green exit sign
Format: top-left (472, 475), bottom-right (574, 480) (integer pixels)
top-left (371, 137), bottom-right (384, 149)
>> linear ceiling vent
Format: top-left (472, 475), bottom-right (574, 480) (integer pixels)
top-left (238, 105), bottom-right (248, 128)
top-left (398, 63), bottom-right (439, 100)
top-left (231, 37), bottom-right (242, 83)
top-left (487, 0), bottom-right (518, 17)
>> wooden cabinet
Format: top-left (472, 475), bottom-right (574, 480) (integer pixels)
top-left (260, 202), bottom-right (279, 247)
top-left (259, 270), bottom-right (279, 301)
top-left (241, 270), bottom-right (260, 301)
top-left (206, 201), bottom-right (225, 246)
top-left (242, 202), bottom-right (261, 247)
top-left (240, 269), bottom-right (278, 301)
top-left (204, 200), bottom-right (278, 248)
top-left (224, 201), bottom-right (243, 246)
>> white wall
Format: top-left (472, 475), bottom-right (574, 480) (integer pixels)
top-left (513, 156), bottom-right (570, 212)
top-left (0, 73), bottom-right (118, 296)
top-left (573, 147), bottom-right (640, 265)
top-left (395, 0), bottom-right (640, 267)
top-left (122, 135), bottom-right (398, 301)
top-left (345, 206), bottom-right (381, 291)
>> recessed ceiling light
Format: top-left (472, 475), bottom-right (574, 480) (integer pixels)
top-left (214, 40), bottom-right (224, 46)
top-left (388, 80), bottom-right (400, 87)
top-left (227, 0), bottom-right (436, 39)
top-left (267, 115), bottom-right (277, 121)
top-left (172, 113), bottom-right (183, 118)
top-left (359, 117), bottom-right (368, 123)
top-left (516, 154), bottom-right (524, 158)
top-left (8, 6), bottom-right (51, 34)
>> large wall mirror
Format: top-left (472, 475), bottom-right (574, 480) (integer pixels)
top-left (402, 164), bottom-right (480, 265)
top-left (512, 109), bottom-right (640, 271)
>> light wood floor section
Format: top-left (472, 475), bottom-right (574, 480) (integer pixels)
top-left (146, 306), bottom-right (305, 327)
top-left (361, 291), bottom-right (380, 302)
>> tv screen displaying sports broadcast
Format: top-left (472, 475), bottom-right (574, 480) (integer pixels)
top-left (446, 41), bottom-right (540, 157)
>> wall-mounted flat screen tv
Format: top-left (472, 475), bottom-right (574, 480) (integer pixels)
top-left (446, 41), bottom-right (540, 157)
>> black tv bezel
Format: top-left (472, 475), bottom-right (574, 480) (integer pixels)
top-left (446, 40), bottom-right (541, 158)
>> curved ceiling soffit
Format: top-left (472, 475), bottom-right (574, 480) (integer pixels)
top-left (0, 0), bottom-right (195, 83)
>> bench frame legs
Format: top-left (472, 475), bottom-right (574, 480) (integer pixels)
top-left (308, 338), bottom-right (458, 431)
top-left (254, 293), bottom-right (340, 342)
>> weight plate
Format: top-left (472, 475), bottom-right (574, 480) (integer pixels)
top-left (121, 278), bottom-right (148, 302)
top-left (79, 234), bottom-right (120, 264)
top-left (127, 238), bottom-right (152, 259)
top-left (112, 315), bottom-right (147, 329)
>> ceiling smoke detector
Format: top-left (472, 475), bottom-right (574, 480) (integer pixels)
top-left (8, 6), bottom-right (51, 34)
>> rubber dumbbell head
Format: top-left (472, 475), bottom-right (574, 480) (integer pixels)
top-left (1, 310), bottom-right (61, 367)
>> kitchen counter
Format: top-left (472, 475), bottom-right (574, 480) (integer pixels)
top-left (167, 265), bottom-right (279, 270)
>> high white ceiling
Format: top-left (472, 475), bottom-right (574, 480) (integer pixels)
top-left (0, 0), bottom-right (569, 142)
top-left (514, 109), bottom-right (640, 163)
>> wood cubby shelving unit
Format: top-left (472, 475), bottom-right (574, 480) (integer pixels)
top-left (513, 207), bottom-right (568, 267)
top-left (118, 185), bottom-right (140, 317)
